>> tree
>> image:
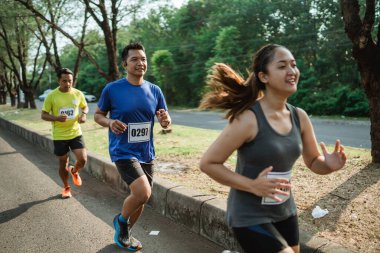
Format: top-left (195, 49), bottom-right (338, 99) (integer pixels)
top-left (205, 26), bottom-right (243, 72)
top-left (14, 0), bottom-right (110, 79)
top-left (151, 50), bottom-right (175, 103)
top-left (81, 0), bottom-right (122, 81)
top-left (0, 3), bottom-right (47, 109)
top-left (341, 0), bottom-right (380, 163)
top-left (32, 0), bottom-right (90, 86)
top-left (15, 0), bottom-right (154, 84)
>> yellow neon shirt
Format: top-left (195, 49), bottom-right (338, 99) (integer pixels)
top-left (42, 87), bottom-right (87, 140)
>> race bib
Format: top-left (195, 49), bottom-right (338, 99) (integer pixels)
top-left (262, 171), bottom-right (292, 205)
top-left (59, 107), bottom-right (75, 119)
top-left (128, 122), bottom-right (151, 143)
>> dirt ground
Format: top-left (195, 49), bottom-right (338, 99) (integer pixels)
top-left (155, 151), bottom-right (380, 253)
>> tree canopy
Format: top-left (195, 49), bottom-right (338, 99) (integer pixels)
top-left (0, 0), bottom-right (372, 117)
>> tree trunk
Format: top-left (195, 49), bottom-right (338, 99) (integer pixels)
top-left (105, 34), bottom-right (119, 81)
top-left (25, 91), bottom-right (36, 109)
top-left (356, 49), bottom-right (380, 164)
top-left (16, 88), bottom-right (22, 109)
top-left (341, 0), bottom-right (380, 163)
top-left (0, 91), bottom-right (6, 104)
top-left (367, 79), bottom-right (380, 163)
top-left (10, 94), bottom-right (16, 107)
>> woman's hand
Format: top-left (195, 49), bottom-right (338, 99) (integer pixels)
top-left (320, 140), bottom-right (347, 172)
top-left (251, 166), bottom-right (291, 202)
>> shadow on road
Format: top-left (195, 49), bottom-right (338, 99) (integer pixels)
top-left (0, 126), bottom-right (128, 228)
top-left (0, 151), bottom-right (18, 156)
top-left (96, 244), bottom-right (143, 253)
top-left (0, 194), bottom-right (61, 224)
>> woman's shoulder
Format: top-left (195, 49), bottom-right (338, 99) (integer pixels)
top-left (291, 105), bottom-right (308, 119)
top-left (232, 109), bottom-right (258, 129)
top-left (230, 109), bottom-right (259, 142)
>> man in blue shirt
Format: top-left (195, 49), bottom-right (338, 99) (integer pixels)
top-left (94, 42), bottom-right (171, 251)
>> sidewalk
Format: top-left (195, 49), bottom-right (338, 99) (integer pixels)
top-left (0, 117), bottom-right (358, 253)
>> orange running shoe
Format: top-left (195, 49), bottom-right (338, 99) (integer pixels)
top-left (70, 166), bottom-right (82, 186)
top-left (62, 186), bottom-right (72, 198)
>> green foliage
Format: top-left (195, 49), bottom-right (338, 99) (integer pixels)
top-left (341, 87), bottom-right (369, 116)
top-left (30, 0), bottom-right (371, 116)
top-left (151, 50), bottom-right (176, 103)
top-left (59, 29), bottom-right (110, 96)
top-left (206, 26), bottom-right (243, 71)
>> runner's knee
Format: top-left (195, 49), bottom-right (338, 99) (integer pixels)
top-left (75, 157), bottom-right (87, 167)
top-left (130, 178), bottom-right (151, 204)
top-left (58, 155), bottom-right (68, 164)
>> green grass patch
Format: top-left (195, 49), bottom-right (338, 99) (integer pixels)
top-left (0, 105), bottom-right (226, 162)
top-left (0, 104), bottom-right (370, 167)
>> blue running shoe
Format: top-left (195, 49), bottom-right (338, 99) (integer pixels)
top-left (113, 214), bottom-right (142, 251)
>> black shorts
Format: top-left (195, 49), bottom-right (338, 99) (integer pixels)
top-left (53, 135), bottom-right (85, 156)
top-left (115, 159), bottom-right (154, 187)
top-left (233, 215), bottom-right (299, 253)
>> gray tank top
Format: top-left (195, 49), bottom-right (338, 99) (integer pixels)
top-left (226, 102), bottom-right (302, 227)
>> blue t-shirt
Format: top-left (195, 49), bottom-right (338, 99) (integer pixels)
top-left (97, 78), bottom-right (168, 163)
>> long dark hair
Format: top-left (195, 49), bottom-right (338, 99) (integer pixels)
top-left (199, 44), bottom-right (285, 122)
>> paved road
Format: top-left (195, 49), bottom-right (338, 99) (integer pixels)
top-left (36, 100), bottom-right (371, 149)
top-left (0, 127), bottom-right (224, 253)
top-left (168, 110), bottom-right (371, 149)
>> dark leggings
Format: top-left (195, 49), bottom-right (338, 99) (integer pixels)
top-left (233, 215), bottom-right (299, 253)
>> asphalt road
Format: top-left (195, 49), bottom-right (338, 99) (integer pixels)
top-left (35, 100), bottom-right (371, 149)
top-left (168, 110), bottom-right (371, 149)
top-left (0, 127), bottom-right (224, 253)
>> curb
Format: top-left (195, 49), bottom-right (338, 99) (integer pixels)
top-left (0, 117), bottom-right (358, 253)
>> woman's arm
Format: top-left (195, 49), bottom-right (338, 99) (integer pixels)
top-left (200, 110), bottom-right (291, 201)
top-left (298, 108), bottom-right (347, 175)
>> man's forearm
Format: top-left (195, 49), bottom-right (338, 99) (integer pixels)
top-left (41, 113), bottom-right (57, 122)
top-left (94, 113), bottom-right (112, 128)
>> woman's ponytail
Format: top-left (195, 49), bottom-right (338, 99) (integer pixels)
top-left (199, 63), bottom-right (262, 122)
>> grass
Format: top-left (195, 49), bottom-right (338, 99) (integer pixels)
top-left (0, 105), bottom-right (228, 163)
top-left (0, 104), bottom-right (369, 165)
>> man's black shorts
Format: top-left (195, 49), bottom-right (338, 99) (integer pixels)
top-left (115, 159), bottom-right (154, 187)
top-left (53, 135), bottom-right (85, 156)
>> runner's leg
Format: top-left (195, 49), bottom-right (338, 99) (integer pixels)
top-left (71, 148), bottom-right (87, 173)
top-left (58, 154), bottom-right (69, 188)
top-left (122, 175), bottom-right (151, 227)
top-left (70, 136), bottom-right (87, 173)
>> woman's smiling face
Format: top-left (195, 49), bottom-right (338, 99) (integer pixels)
top-left (259, 47), bottom-right (300, 96)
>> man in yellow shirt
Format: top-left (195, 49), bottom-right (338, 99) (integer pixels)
top-left (41, 68), bottom-right (89, 198)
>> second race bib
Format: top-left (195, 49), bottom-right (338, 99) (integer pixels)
top-left (59, 107), bottom-right (75, 119)
top-left (261, 171), bottom-right (292, 205)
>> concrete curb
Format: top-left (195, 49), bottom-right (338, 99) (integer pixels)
top-left (0, 117), bottom-right (358, 253)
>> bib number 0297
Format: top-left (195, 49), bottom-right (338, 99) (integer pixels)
top-left (128, 122), bottom-right (151, 143)
top-left (131, 128), bottom-right (149, 137)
